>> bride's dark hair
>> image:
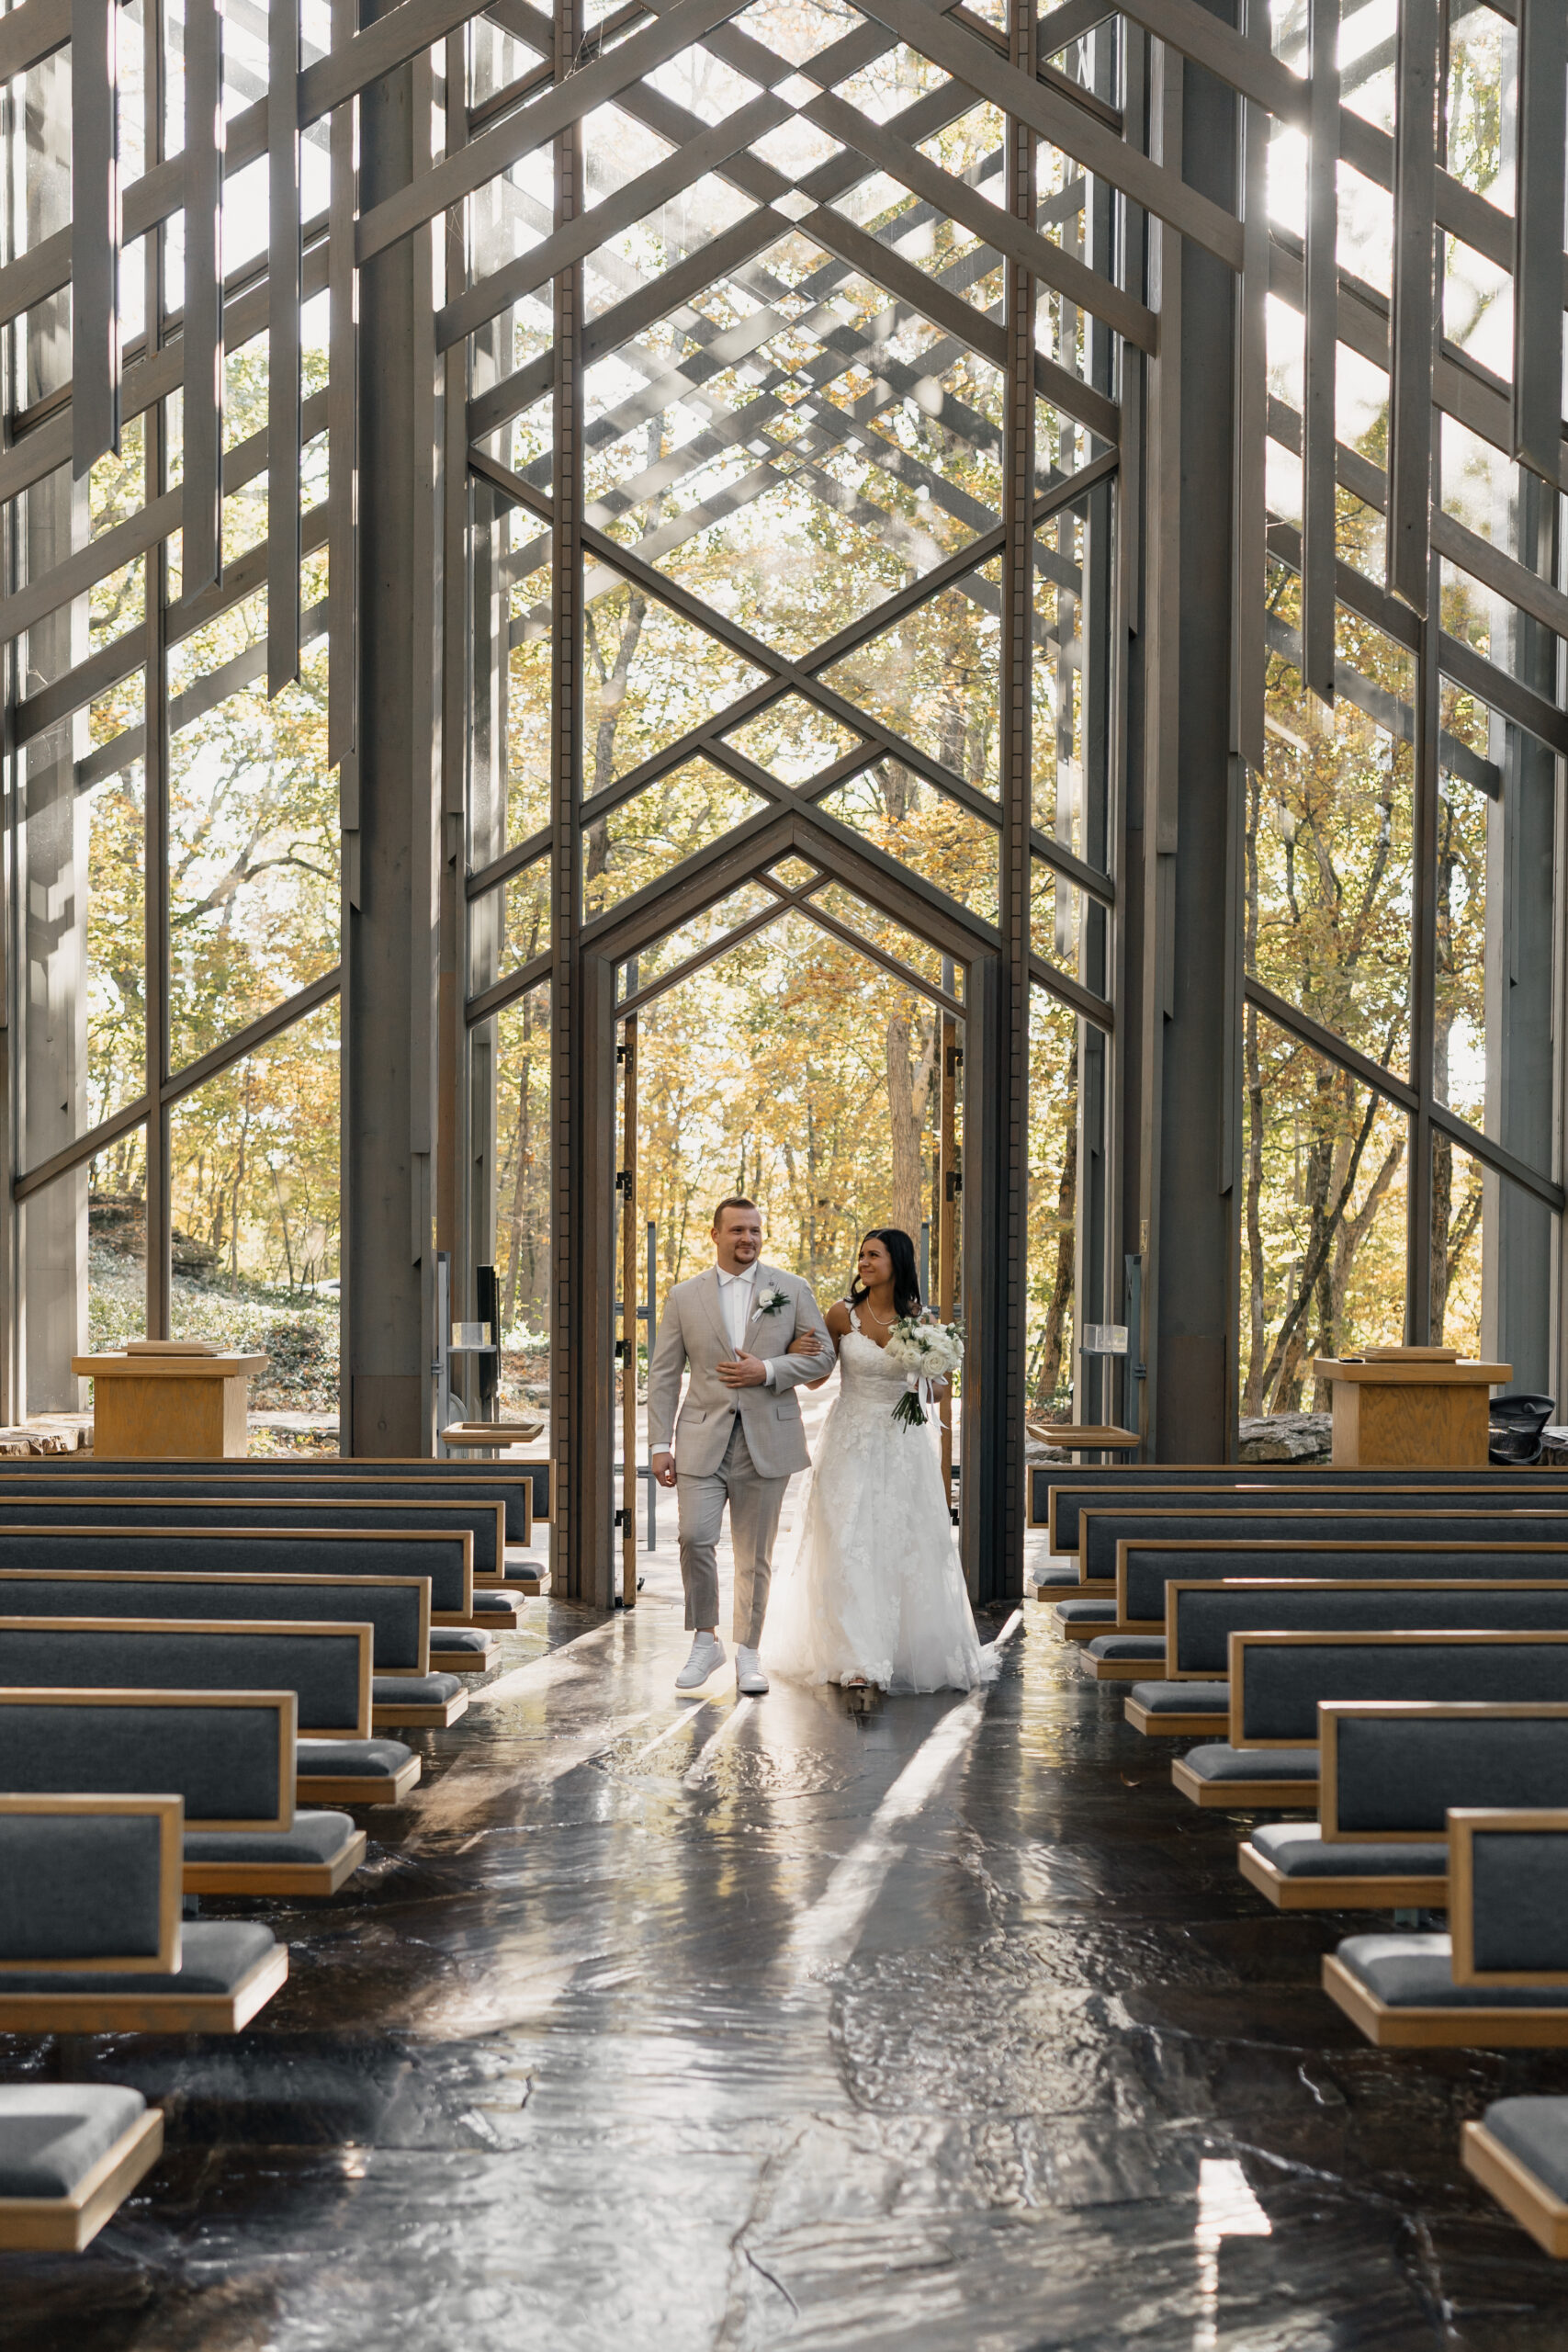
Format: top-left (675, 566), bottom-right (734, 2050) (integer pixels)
top-left (850, 1227), bottom-right (922, 1318)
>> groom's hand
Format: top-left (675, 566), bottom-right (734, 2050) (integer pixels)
top-left (651, 1451), bottom-right (677, 1487)
top-left (716, 1351), bottom-right (769, 1387)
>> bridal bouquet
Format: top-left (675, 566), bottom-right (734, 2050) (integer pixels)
top-left (883, 1317), bottom-right (964, 1428)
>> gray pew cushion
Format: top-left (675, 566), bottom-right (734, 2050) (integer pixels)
top-left (1055, 1599), bottom-right (1116, 1628)
top-left (1336, 1932), bottom-right (1568, 2010)
top-left (295, 1738), bottom-right (412, 1780)
top-left (430, 1628), bottom-right (490, 1655)
top-left (1251, 1822), bottom-right (1449, 1878)
top-left (184, 1812), bottom-right (357, 1866)
top-left (0, 1920), bottom-right (276, 1996)
top-left (472, 1592), bottom-right (517, 1616)
top-left (1333, 1715), bottom-right (1568, 1836)
top-left (1481, 2100), bottom-right (1568, 2199)
top-left (1084, 1635), bottom-right (1166, 1664)
top-left (1129, 1679), bottom-right (1228, 1715)
top-left (502, 1559), bottom-right (544, 1581)
top-left (1180, 1743), bottom-right (1319, 1784)
top-left (0, 2086), bottom-right (147, 2199)
top-left (0, 1813), bottom-right (164, 1964)
top-left (373, 1673), bottom-right (463, 1707)
top-left (1032, 1568), bottom-right (1080, 1590)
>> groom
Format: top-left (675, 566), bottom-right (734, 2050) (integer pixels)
top-left (647, 1198), bottom-right (834, 1695)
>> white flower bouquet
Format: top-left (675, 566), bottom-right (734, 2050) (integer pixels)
top-left (882, 1316), bottom-right (964, 1428)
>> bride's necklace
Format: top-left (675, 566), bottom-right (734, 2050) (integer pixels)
top-left (861, 1299), bottom-right (895, 1329)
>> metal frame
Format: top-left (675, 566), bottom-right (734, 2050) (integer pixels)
top-left (2, 0), bottom-right (1564, 1601)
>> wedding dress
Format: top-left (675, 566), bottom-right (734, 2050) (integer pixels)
top-left (763, 1308), bottom-right (998, 1693)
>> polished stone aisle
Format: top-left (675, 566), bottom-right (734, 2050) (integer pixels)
top-left (10, 1575), bottom-right (1568, 2350)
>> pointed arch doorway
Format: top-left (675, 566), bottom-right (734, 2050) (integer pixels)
top-left (523, 803), bottom-right (1099, 1610)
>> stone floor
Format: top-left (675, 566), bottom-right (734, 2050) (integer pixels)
top-left (9, 1548), bottom-right (1568, 2349)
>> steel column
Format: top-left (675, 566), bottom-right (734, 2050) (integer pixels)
top-left (17, 47), bottom-right (87, 1413)
top-left (1142, 6), bottom-right (1241, 1460)
top-left (344, 0), bottom-right (442, 1454)
top-left (1482, 477), bottom-right (1560, 1388)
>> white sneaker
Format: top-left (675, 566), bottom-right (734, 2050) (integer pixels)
top-left (676, 1633), bottom-right (725, 1690)
top-left (736, 1645), bottom-right (769, 1695)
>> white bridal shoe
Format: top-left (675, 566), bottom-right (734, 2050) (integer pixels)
top-left (736, 1646), bottom-right (769, 1696)
top-left (676, 1633), bottom-right (725, 1690)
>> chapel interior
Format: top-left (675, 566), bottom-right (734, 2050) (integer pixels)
top-left (4, 0), bottom-right (1568, 2342)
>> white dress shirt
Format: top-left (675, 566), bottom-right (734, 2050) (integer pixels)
top-left (716, 1266), bottom-right (777, 1385)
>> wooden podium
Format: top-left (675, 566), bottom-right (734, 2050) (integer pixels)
top-left (1313, 1351), bottom-right (1511, 1469)
top-left (73, 1351), bottom-right (268, 1459)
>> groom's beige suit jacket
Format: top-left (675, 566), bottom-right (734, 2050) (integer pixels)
top-left (646, 1262), bottom-right (834, 1478)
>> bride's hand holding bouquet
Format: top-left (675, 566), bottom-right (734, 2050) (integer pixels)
top-left (883, 1316), bottom-right (963, 1428)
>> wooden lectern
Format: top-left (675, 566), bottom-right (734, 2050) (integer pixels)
top-left (73, 1350), bottom-right (268, 1459)
top-left (1313, 1349), bottom-right (1511, 1469)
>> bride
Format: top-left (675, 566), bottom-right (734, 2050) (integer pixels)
top-left (763, 1228), bottom-right (998, 1694)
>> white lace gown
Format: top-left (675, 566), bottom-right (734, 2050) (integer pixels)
top-left (763, 1311), bottom-right (998, 1693)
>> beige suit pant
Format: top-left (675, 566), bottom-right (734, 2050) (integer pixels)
top-left (677, 1414), bottom-right (789, 1646)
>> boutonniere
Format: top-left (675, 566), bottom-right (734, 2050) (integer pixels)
top-left (755, 1285), bottom-right (787, 1317)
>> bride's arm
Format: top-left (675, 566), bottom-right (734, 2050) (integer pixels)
top-left (788, 1300), bottom-right (850, 1387)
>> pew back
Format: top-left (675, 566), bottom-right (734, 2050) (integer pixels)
top-left (30, 1454), bottom-right (538, 1543)
top-left (0, 1689), bottom-right (296, 1830)
top-left (1320, 1702), bottom-right (1568, 1843)
top-left (1230, 1631), bottom-right (1568, 1750)
top-left (0, 1794), bottom-right (182, 1974)
top-left (0, 1618), bottom-right (373, 1739)
top-left (0, 1520), bottom-right (472, 1619)
top-left (0, 1566), bottom-right (428, 1672)
top-left (1449, 1811), bottom-right (1568, 1987)
top-left (0, 1486), bottom-right (503, 1577)
top-left (1168, 1578), bottom-right (1568, 1678)
top-left (1118, 1533), bottom-right (1568, 1628)
top-left (1043, 1468), bottom-right (1568, 1550)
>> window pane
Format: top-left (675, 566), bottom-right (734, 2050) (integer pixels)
top-left (166, 1001), bottom-right (341, 1449)
top-left (1241, 1010), bottom-right (1409, 1417)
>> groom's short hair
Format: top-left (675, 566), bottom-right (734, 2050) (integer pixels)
top-left (711, 1195), bottom-right (758, 1229)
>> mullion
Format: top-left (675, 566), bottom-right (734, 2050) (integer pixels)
top-left (144, 0), bottom-right (170, 1338)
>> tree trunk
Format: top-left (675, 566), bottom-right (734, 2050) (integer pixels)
top-left (1036, 1109), bottom-right (1077, 1405)
top-left (885, 1005), bottom-right (936, 1238)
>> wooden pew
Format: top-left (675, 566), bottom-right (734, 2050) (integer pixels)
top-left (0, 1516), bottom-right (488, 1642)
top-left (1122, 1578), bottom-right (1568, 1734)
top-left (0, 1565), bottom-right (467, 1728)
top-left (0, 1684), bottom-right (348, 1904)
top-left (26, 1452), bottom-right (539, 1547)
top-left (1464, 2096), bottom-right (1568, 2257)
top-left (1242, 1701), bottom-right (1568, 1917)
top-left (1325, 1800), bottom-right (1568, 2049)
top-left (1173, 1634), bottom-right (1568, 1809)
top-left (0, 1618), bottom-right (420, 1807)
top-left (1052, 1487), bottom-right (1568, 1612)
top-left (0, 1478), bottom-right (519, 1602)
top-left (1102, 1529), bottom-right (1568, 1639)
top-left (1038, 1466), bottom-right (1568, 1555)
